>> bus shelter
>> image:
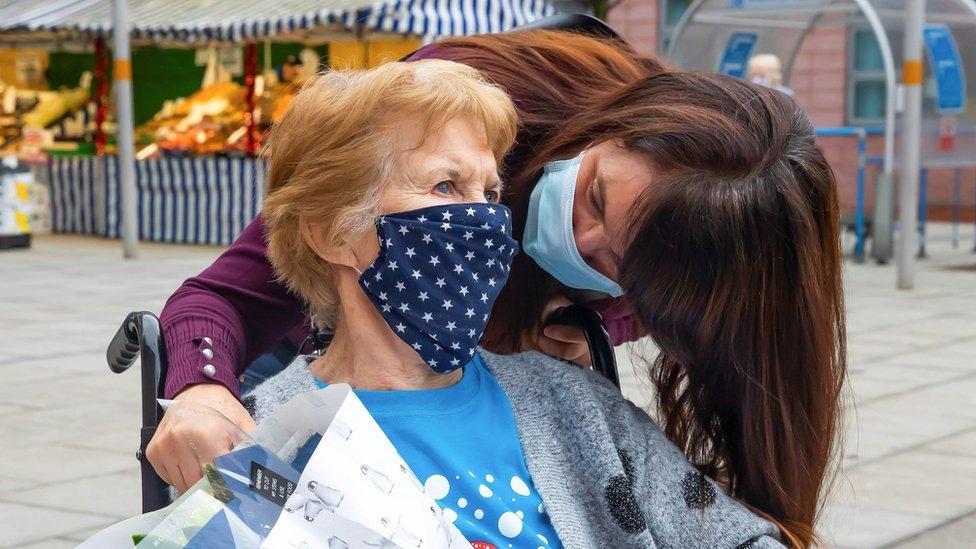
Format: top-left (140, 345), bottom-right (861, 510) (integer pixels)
top-left (665, 0), bottom-right (976, 266)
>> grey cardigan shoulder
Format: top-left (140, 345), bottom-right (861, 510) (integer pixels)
top-left (478, 349), bottom-right (783, 549)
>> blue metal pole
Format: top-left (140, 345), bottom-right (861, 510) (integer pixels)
top-left (951, 168), bottom-right (961, 249)
top-left (854, 130), bottom-right (867, 262)
top-left (917, 167), bottom-right (928, 259)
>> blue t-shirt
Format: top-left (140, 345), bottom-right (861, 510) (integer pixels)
top-left (315, 354), bottom-right (561, 549)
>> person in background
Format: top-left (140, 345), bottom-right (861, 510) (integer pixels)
top-left (150, 29), bottom-right (846, 548)
top-left (747, 53), bottom-right (795, 96)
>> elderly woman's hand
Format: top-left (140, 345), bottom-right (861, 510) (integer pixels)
top-left (520, 294), bottom-right (592, 367)
top-left (145, 384), bottom-right (256, 492)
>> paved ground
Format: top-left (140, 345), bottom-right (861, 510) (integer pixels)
top-left (1, 224), bottom-right (974, 548)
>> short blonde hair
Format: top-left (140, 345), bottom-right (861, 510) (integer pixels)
top-left (262, 59), bottom-right (518, 327)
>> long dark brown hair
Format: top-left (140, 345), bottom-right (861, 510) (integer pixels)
top-left (436, 31), bottom-right (846, 546)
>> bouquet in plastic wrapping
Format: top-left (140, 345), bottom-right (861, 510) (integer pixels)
top-left (81, 384), bottom-right (471, 549)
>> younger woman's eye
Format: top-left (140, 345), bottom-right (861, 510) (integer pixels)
top-left (588, 178), bottom-right (602, 214)
top-left (434, 181), bottom-right (453, 194)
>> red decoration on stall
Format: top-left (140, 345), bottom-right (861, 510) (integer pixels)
top-left (243, 43), bottom-right (259, 155)
top-left (93, 36), bottom-right (110, 156)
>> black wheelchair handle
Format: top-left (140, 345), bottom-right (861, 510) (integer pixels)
top-left (545, 304), bottom-right (620, 389)
top-left (107, 311), bottom-right (168, 428)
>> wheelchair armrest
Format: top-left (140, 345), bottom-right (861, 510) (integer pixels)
top-left (107, 311), bottom-right (168, 428)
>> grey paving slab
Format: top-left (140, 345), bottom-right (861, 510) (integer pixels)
top-left (891, 513), bottom-right (976, 548)
top-left (0, 467), bottom-right (140, 518)
top-left (0, 500), bottom-right (113, 547)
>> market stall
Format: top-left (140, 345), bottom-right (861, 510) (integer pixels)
top-left (0, 0), bottom-right (555, 246)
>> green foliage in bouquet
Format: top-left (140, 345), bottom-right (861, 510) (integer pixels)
top-left (204, 463), bottom-right (235, 504)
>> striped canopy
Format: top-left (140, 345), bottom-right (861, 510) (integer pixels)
top-left (0, 0), bottom-right (555, 43)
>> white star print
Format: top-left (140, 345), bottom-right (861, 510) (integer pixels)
top-left (451, 358), bottom-right (461, 366)
top-left (445, 242), bottom-right (454, 252)
top-left (465, 308), bottom-right (475, 318)
top-left (442, 299), bottom-right (454, 310)
top-left (422, 233), bottom-right (433, 244)
top-left (488, 207), bottom-right (496, 215)
top-left (471, 272), bottom-right (479, 281)
top-left (442, 211), bottom-right (453, 221)
top-left (399, 303), bottom-right (410, 312)
top-left (450, 341), bottom-right (461, 350)
top-left (486, 259), bottom-right (496, 268)
top-left (435, 278), bottom-right (446, 288)
top-left (398, 225), bottom-right (409, 235)
top-left (488, 277), bottom-right (496, 287)
top-left (422, 312), bottom-right (434, 322)
top-left (481, 223), bottom-right (491, 229)
top-left (428, 358), bottom-right (438, 367)
top-left (411, 270), bottom-right (422, 280)
top-left (453, 264), bottom-right (464, 274)
top-left (468, 329), bottom-right (476, 337)
top-left (382, 304), bottom-right (393, 313)
top-left (378, 292), bottom-right (388, 301)
top-left (500, 225), bottom-right (506, 234)
top-left (405, 247), bottom-right (416, 258)
top-left (412, 342), bottom-right (422, 350)
top-left (483, 313), bottom-right (489, 321)
top-left (429, 256), bottom-right (441, 266)
top-left (484, 239), bottom-right (494, 248)
top-left (459, 286), bottom-right (469, 296)
top-left (386, 238), bottom-right (393, 247)
top-left (440, 222), bottom-right (451, 231)
top-left (418, 215), bottom-right (428, 223)
top-left (480, 293), bottom-right (488, 303)
top-left (395, 323), bottom-right (406, 333)
top-left (499, 244), bottom-right (506, 253)
top-left (465, 207), bottom-right (476, 216)
top-left (463, 231), bottom-right (474, 241)
top-left (374, 271), bottom-right (383, 281)
top-left (388, 260), bottom-right (398, 270)
top-left (465, 251), bottom-right (475, 261)
top-left (418, 291), bottom-right (429, 302)
top-left (395, 281), bottom-right (406, 291)
top-left (446, 321), bottom-right (456, 331)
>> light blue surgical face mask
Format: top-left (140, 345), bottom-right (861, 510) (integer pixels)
top-left (522, 152), bottom-right (625, 297)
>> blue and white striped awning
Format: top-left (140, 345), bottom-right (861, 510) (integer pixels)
top-left (0, 0), bottom-right (556, 43)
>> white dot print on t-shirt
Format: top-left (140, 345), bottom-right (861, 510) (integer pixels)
top-left (510, 475), bottom-right (531, 497)
top-left (498, 511), bottom-right (524, 538)
top-left (443, 507), bottom-right (458, 523)
top-left (424, 474), bottom-right (450, 500)
top-left (485, 474), bottom-right (495, 483)
top-left (474, 509), bottom-right (485, 520)
top-left (478, 484), bottom-right (493, 498)
top-left (457, 497), bottom-right (468, 508)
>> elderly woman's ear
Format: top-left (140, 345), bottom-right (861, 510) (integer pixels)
top-left (299, 217), bottom-right (376, 272)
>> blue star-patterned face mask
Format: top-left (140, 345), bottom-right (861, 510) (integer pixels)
top-left (358, 203), bottom-right (519, 373)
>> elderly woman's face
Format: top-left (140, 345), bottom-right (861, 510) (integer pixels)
top-left (382, 115), bottom-right (503, 213)
top-left (351, 115), bottom-right (503, 269)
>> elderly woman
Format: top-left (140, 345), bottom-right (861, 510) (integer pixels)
top-left (239, 59), bottom-right (782, 548)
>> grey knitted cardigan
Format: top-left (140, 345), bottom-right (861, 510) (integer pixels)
top-left (244, 349), bottom-right (784, 549)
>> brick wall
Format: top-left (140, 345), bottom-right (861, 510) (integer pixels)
top-left (789, 26), bottom-right (847, 127)
top-left (606, 0), bottom-right (658, 54)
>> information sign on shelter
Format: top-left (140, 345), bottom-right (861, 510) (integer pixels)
top-left (923, 24), bottom-right (966, 114)
top-left (717, 32), bottom-right (758, 78)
